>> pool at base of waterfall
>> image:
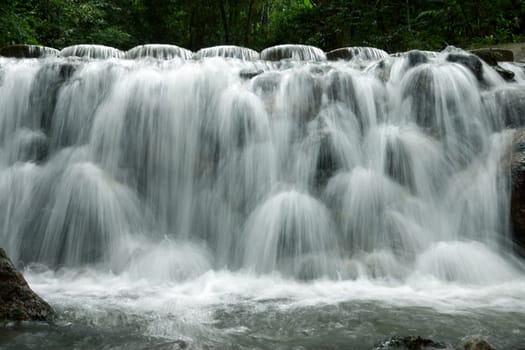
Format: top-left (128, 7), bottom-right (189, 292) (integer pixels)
top-left (1, 269), bottom-right (524, 350)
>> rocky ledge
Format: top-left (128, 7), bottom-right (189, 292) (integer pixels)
top-left (0, 248), bottom-right (54, 321)
top-left (375, 336), bottom-right (496, 350)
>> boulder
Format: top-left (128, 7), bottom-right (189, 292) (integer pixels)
top-left (446, 53), bottom-right (483, 81)
top-left (468, 49), bottom-right (515, 81)
top-left (0, 44), bottom-right (59, 58)
top-left (375, 336), bottom-right (451, 349)
top-left (456, 337), bottom-right (496, 350)
top-left (470, 49), bottom-right (514, 65)
top-left (0, 248), bottom-right (54, 321)
top-left (493, 65), bottom-right (515, 81)
top-left (510, 129), bottom-right (525, 252)
top-left (407, 50), bottom-right (429, 68)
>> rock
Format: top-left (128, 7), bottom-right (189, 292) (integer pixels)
top-left (239, 69), bottom-right (263, 80)
top-left (456, 337), bottom-right (496, 350)
top-left (0, 44), bottom-right (59, 58)
top-left (467, 49), bottom-right (515, 81)
top-left (407, 50), bottom-right (429, 68)
top-left (493, 65), bottom-right (515, 81)
top-left (488, 43), bottom-right (525, 62)
top-left (493, 87), bottom-right (525, 128)
top-left (375, 336), bottom-right (451, 349)
top-left (446, 53), bottom-right (483, 81)
top-left (326, 47), bottom-right (388, 61)
top-left (510, 129), bottom-right (525, 253)
top-left (470, 48), bottom-right (514, 65)
top-left (0, 248), bottom-right (54, 321)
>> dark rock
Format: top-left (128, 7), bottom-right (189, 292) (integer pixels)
top-left (314, 129), bottom-right (342, 189)
top-left (446, 53), bottom-right (483, 81)
top-left (493, 65), bottom-right (515, 81)
top-left (326, 47), bottom-right (388, 61)
top-left (326, 70), bottom-right (359, 110)
top-left (470, 48), bottom-right (514, 65)
top-left (510, 129), bottom-right (525, 253)
top-left (286, 71), bottom-right (323, 123)
top-left (0, 45), bottom-right (59, 58)
top-left (384, 135), bottom-right (415, 192)
top-left (495, 87), bottom-right (525, 128)
top-left (401, 66), bottom-right (437, 134)
top-left (456, 337), bottom-right (496, 350)
top-left (29, 61), bottom-right (80, 134)
top-left (326, 48), bottom-right (354, 60)
top-left (407, 50), bottom-right (429, 68)
top-left (375, 336), bottom-right (451, 349)
top-left (239, 69), bottom-right (263, 80)
top-left (0, 248), bottom-right (54, 321)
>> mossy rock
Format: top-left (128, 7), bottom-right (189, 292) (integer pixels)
top-left (0, 248), bottom-right (54, 321)
top-left (470, 48), bottom-right (514, 65)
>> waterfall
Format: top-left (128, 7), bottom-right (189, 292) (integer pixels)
top-left (126, 44), bottom-right (193, 60)
top-left (0, 46), bottom-right (523, 285)
top-left (194, 45), bottom-right (260, 60)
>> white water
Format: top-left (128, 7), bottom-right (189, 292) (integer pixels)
top-left (1, 46), bottom-right (525, 348)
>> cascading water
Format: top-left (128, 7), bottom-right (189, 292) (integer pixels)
top-left (126, 44), bottom-right (193, 60)
top-left (1, 45), bottom-right (525, 349)
top-left (194, 45), bottom-right (260, 60)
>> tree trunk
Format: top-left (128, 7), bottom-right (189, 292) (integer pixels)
top-left (219, 0), bottom-right (230, 43)
top-left (244, 0), bottom-right (255, 47)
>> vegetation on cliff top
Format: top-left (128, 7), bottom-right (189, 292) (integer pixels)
top-left (0, 0), bottom-right (524, 52)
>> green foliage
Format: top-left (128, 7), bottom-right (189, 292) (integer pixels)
top-left (0, 0), bottom-right (523, 53)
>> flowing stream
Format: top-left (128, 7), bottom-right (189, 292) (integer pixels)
top-left (1, 46), bottom-right (525, 349)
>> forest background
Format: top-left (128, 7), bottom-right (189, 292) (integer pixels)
top-left (1, 0), bottom-right (524, 53)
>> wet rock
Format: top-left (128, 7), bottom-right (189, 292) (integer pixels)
top-left (0, 248), bottom-right (54, 321)
top-left (407, 50), bottom-right (429, 68)
top-left (446, 53), bottom-right (483, 81)
top-left (0, 45), bottom-right (59, 58)
top-left (6, 129), bottom-right (48, 164)
top-left (470, 48), bottom-right (514, 65)
top-left (492, 87), bottom-right (525, 128)
top-left (325, 70), bottom-right (360, 115)
top-left (375, 336), bottom-right (451, 349)
top-left (148, 340), bottom-right (189, 349)
top-left (493, 65), bottom-right (515, 81)
top-left (283, 71), bottom-right (323, 124)
top-left (467, 49), bottom-right (515, 81)
top-left (456, 337), bottom-right (496, 350)
top-left (510, 129), bottom-right (525, 252)
top-left (239, 69), bottom-right (263, 80)
top-left (29, 61), bottom-right (80, 133)
top-left (326, 47), bottom-right (388, 61)
top-left (326, 48), bottom-right (354, 60)
top-left (401, 67), bottom-right (437, 134)
top-left (314, 130), bottom-right (342, 189)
